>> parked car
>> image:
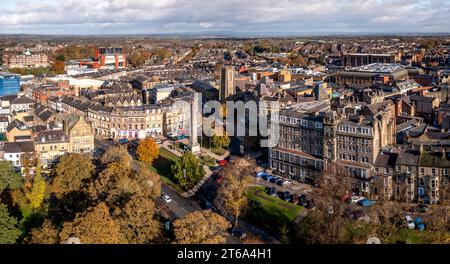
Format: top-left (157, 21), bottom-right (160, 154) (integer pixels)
top-left (269, 177), bottom-right (278, 184)
top-left (350, 196), bottom-right (365, 205)
top-left (305, 199), bottom-right (316, 209)
top-left (263, 174), bottom-right (275, 181)
top-left (119, 138), bottom-right (129, 144)
top-left (230, 227), bottom-right (247, 239)
top-left (416, 204), bottom-right (429, 214)
top-left (282, 180), bottom-right (292, 187)
top-left (216, 174), bottom-right (225, 183)
top-left (276, 178), bottom-right (284, 186)
top-left (161, 193), bottom-right (172, 203)
top-left (405, 215), bottom-right (415, 229)
top-left (414, 217), bottom-right (425, 231)
top-left (256, 171), bottom-right (267, 178)
top-left (106, 138), bottom-right (114, 142)
top-left (218, 160), bottom-right (228, 167)
top-left (299, 194), bottom-right (308, 207)
top-left (155, 139), bottom-right (162, 144)
top-left (358, 199), bottom-right (375, 207)
top-left (267, 187), bottom-right (277, 197)
top-left (282, 191), bottom-right (291, 202)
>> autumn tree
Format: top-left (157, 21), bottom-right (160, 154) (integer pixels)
top-left (0, 161), bottom-right (22, 193)
top-left (0, 203), bottom-right (20, 244)
top-left (91, 160), bottom-right (160, 205)
top-left (128, 51), bottom-right (151, 67)
top-left (52, 154), bottom-right (95, 198)
top-left (20, 152), bottom-right (34, 188)
top-left (113, 194), bottom-right (161, 244)
top-left (216, 158), bottom-right (254, 227)
top-left (25, 160), bottom-right (46, 210)
top-left (29, 220), bottom-right (60, 244)
top-left (137, 138), bottom-right (160, 165)
top-left (100, 146), bottom-right (132, 167)
top-left (172, 152), bottom-right (205, 191)
top-left (60, 202), bottom-right (127, 244)
top-left (172, 210), bottom-right (231, 244)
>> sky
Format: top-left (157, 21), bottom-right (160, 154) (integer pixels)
top-left (0, 0), bottom-right (449, 35)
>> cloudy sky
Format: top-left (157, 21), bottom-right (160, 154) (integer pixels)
top-left (0, 0), bottom-right (449, 35)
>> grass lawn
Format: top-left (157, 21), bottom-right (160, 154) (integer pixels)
top-left (246, 186), bottom-right (303, 233)
top-left (387, 228), bottom-right (432, 244)
top-left (149, 148), bottom-right (182, 192)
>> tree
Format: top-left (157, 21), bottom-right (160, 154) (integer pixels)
top-left (29, 220), bottom-right (59, 244)
top-left (60, 202), bottom-right (127, 244)
top-left (217, 158), bottom-right (254, 227)
top-left (52, 154), bottom-right (95, 198)
top-left (100, 146), bottom-right (132, 167)
top-left (211, 133), bottom-right (231, 149)
top-left (172, 210), bottom-right (231, 244)
top-left (0, 161), bottom-right (22, 193)
top-left (137, 138), bottom-right (160, 165)
top-left (0, 203), bottom-right (20, 244)
top-left (91, 161), bottom-right (160, 205)
top-left (172, 152), bottom-right (205, 191)
top-left (128, 51), bottom-right (151, 67)
top-left (114, 195), bottom-right (161, 244)
top-left (20, 152), bottom-right (34, 188)
top-left (25, 161), bottom-right (46, 210)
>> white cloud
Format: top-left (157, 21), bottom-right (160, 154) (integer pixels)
top-left (0, 0), bottom-right (449, 34)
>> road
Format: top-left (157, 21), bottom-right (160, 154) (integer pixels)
top-left (158, 183), bottom-right (201, 219)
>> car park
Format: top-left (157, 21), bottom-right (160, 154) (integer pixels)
top-left (405, 215), bottom-right (415, 229)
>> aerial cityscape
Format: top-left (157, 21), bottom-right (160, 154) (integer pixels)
top-left (0, 0), bottom-right (449, 249)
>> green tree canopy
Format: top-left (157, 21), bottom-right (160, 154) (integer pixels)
top-left (0, 161), bottom-right (22, 193)
top-left (0, 203), bottom-right (20, 244)
top-left (171, 152), bottom-right (205, 191)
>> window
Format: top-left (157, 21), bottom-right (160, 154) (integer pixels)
top-left (315, 122), bottom-right (323, 129)
top-left (407, 166), bottom-right (412, 174)
top-left (421, 168), bottom-right (425, 175)
top-left (397, 165), bottom-right (401, 172)
top-left (301, 120), bottom-right (307, 126)
top-left (385, 168), bottom-right (390, 174)
top-left (432, 168), bottom-right (436, 176)
top-left (444, 168), bottom-right (448, 176)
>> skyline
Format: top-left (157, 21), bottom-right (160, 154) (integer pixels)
top-left (0, 0), bottom-right (450, 35)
